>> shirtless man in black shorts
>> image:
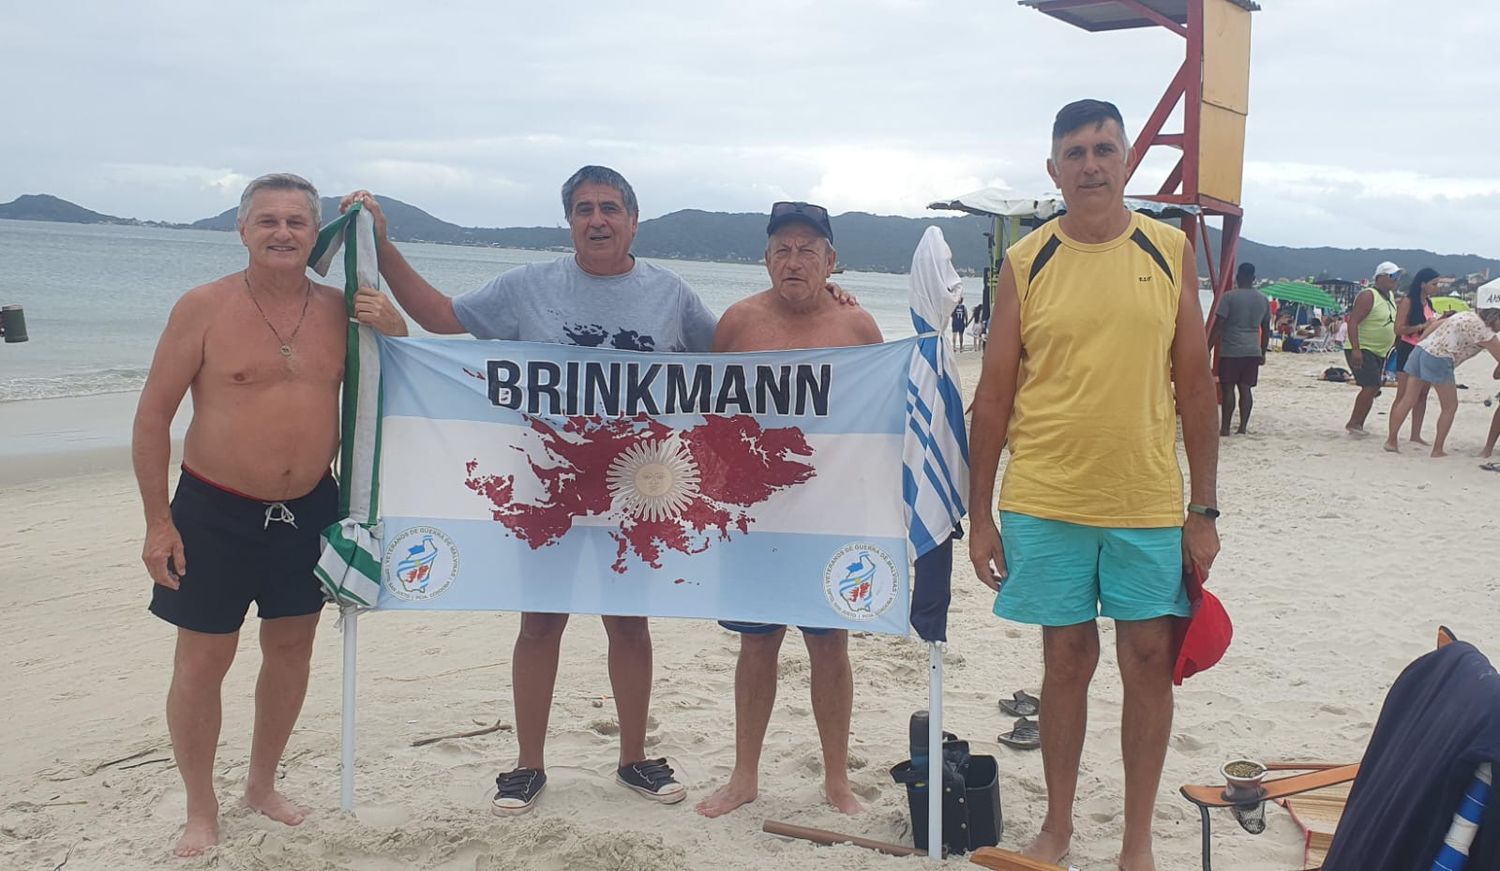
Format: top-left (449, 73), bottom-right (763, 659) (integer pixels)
top-left (132, 173), bottom-right (406, 857)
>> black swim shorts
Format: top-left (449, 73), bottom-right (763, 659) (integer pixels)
top-left (149, 467), bottom-right (338, 634)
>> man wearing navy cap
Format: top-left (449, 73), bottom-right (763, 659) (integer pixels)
top-left (696, 202), bottom-right (882, 819)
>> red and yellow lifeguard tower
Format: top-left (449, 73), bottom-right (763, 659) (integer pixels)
top-left (1020, 0), bottom-right (1258, 316)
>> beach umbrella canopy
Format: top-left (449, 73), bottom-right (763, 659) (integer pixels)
top-left (1259, 281), bottom-right (1338, 309)
top-left (1431, 296), bottom-right (1470, 313)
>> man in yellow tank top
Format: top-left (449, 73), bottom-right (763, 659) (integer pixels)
top-left (1343, 261), bottom-right (1401, 434)
top-left (967, 100), bottom-right (1220, 871)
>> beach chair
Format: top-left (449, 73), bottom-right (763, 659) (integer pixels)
top-left (1178, 627), bottom-right (1497, 870)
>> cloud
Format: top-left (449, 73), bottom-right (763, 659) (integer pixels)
top-left (2, 0), bottom-right (1498, 257)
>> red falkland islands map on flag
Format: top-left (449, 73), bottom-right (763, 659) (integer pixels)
top-left (462, 414), bottom-right (817, 574)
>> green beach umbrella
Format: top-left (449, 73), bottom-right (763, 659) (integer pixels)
top-left (1431, 296), bottom-right (1470, 314)
top-left (308, 203), bottom-right (384, 610)
top-left (1258, 281), bottom-right (1339, 309)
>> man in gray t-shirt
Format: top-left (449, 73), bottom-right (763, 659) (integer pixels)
top-left (453, 251), bottom-right (716, 351)
top-left (1208, 261), bottom-right (1271, 435)
top-left (341, 166), bottom-right (696, 815)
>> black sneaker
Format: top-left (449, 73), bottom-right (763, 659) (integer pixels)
top-left (491, 767), bottom-right (546, 816)
top-left (616, 758), bottom-right (686, 804)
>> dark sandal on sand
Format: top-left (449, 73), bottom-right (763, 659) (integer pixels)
top-left (998, 690), bottom-right (1040, 718)
top-left (997, 717), bottom-right (1041, 750)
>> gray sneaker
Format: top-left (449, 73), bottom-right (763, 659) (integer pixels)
top-left (616, 758), bottom-right (686, 804)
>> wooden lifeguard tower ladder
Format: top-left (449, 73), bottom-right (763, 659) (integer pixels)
top-left (1020, 0), bottom-right (1259, 317)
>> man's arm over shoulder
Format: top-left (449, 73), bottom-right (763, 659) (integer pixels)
top-left (344, 192), bottom-right (464, 334)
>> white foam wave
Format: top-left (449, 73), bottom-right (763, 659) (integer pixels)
top-left (0, 368), bottom-right (150, 402)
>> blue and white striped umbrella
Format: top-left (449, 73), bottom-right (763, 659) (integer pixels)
top-left (904, 226), bottom-right (971, 642)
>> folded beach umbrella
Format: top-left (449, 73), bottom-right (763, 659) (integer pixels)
top-left (307, 203), bottom-right (384, 610)
top-left (905, 226), bottom-right (970, 642)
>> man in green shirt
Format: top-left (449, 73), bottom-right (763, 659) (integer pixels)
top-left (1344, 261), bottom-right (1400, 434)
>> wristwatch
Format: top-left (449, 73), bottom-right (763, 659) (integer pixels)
top-left (1187, 503), bottom-right (1221, 520)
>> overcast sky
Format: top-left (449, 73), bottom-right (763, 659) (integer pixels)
top-left (4, 1), bottom-right (1496, 257)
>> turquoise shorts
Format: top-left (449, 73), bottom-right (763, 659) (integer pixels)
top-left (994, 511), bottom-right (1190, 626)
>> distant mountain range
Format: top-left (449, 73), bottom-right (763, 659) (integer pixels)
top-left (4, 192), bottom-right (1497, 282)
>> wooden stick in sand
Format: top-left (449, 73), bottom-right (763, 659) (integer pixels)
top-left (411, 719), bottom-right (510, 747)
top-left (968, 846), bottom-right (1073, 871)
top-left (761, 820), bottom-right (925, 857)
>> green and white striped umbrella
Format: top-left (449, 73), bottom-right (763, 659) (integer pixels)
top-left (308, 203), bottom-right (384, 610)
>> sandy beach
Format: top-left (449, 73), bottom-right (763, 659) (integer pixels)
top-left (3, 348), bottom-right (1498, 871)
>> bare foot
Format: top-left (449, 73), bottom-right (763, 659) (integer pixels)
top-left (1346, 425), bottom-right (1368, 437)
top-left (1482, 449), bottom-right (1494, 459)
top-left (825, 780), bottom-right (864, 815)
top-left (1219, 427), bottom-right (1231, 437)
top-left (1411, 436), bottom-right (1429, 446)
top-left (1431, 448), bottom-right (1449, 458)
top-left (1235, 426), bottom-right (1248, 435)
top-left (1118, 845), bottom-right (1157, 871)
top-left (173, 813), bottom-right (219, 858)
top-left (1022, 827), bottom-right (1072, 863)
top-left (244, 789), bottom-right (311, 826)
top-left (1383, 441), bottom-right (1399, 453)
top-left (695, 776), bottom-right (758, 818)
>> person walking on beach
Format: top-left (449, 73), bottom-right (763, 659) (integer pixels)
top-left (695, 202), bottom-right (882, 820)
top-left (967, 100), bottom-right (1219, 871)
top-left (1344, 262), bottom-right (1401, 435)
top-left (1391, 267), bottom-right (1443, 446)
top-left (952, 297), bottom-right (969, 351)
top-left (133, 173), bottom-right (407, 857)
top-left (1208, 261), bottom-right (1270, 435)
top-left (1385, 297), bottom-right (1500, 457)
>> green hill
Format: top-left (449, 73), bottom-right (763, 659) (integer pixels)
top-left (0, 194), bottom-right (127, 224)
top-left (4, 192), bottom-right (1497, 280)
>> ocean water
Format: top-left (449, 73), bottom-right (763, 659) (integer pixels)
top-left (0, 219), bottom-right (959, 403)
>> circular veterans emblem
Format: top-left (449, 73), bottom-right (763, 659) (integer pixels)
top-left (606, 437), bottom-right (702, 522)
top-left (384, 525), bottom-right (460, 602)
top-left (823, 543), bottom-right (899, 622)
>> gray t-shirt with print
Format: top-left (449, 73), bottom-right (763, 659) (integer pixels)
top-left (1216, 286), bottom-right (1271, 358)
top-left (452, 255), bottom-right (717, 352)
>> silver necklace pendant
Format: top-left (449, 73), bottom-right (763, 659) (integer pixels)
top-left (280, 344), bottom-right (293, 357)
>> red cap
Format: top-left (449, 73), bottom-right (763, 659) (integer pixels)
top-left (1174, 565), bottom-right (1232, 685)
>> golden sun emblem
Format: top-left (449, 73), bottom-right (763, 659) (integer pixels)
top-left (606, 438), bottom-right (701, 522)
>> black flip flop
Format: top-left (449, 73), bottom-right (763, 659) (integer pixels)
top-left (997, 717), bottom-right (1041, 750)
top-left (1481, 462), bottom-right (1500, 473)
top-left (998, 690), bottom-right (1040, 718)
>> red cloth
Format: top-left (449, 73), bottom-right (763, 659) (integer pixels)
top-left (1173, 565), bottom-right (1232, 685)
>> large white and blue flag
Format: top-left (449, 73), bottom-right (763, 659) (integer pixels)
top-left (371, 336), bottom-right (938, 634)
top-left (310, 216), bottom-right (970, 638)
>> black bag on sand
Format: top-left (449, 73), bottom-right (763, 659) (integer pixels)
top-left (1324, 366), bottom-right (1351, 382)
top-left (891, 733), bottom-right (1003, 855)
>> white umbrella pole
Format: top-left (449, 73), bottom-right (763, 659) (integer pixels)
top-left (928, 641), bottom-right (944, 862)
top-left (340, 610), bottom-right (359, 812)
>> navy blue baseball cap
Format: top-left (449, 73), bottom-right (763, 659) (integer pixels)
top-left (766, 201), bottom-right (833, 243)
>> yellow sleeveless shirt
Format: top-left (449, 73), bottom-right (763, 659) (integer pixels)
top-left (999, 212), bottom-right (1186, 528)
